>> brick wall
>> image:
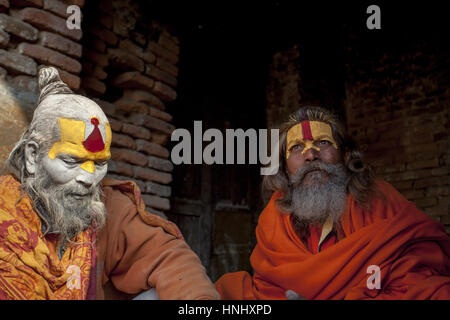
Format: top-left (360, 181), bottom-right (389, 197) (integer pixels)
top-left (0, 0), bottom-right (180, 218)
top-left (0, 0), bottom-right (85, 175)
top-left (79, 0), bottom-right (180, 218)
top-left (265, 39), bottom-right (450, 235)
top-left (344, 36), bottom-right (450, 234)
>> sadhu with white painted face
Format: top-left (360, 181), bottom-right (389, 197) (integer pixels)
top-left (215, 106), bottom-right (450, 300)
top-left (0, 67), bottom-right (220, 300)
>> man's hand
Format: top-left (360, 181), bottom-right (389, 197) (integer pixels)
top-left (285, 289), bottom-right (307, 300)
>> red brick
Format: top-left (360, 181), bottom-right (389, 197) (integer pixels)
top-left (10, 0), bottom-right (42, 7)
top-left (94, 99), bottom-right (116, 117)
top-left (0, 49), bottom-right (37, 75)
top-left (407, 158), bottom-right (439, 171)
top-left (108, 160), bottom-right (133, 177)
top-left (145, 63), bottom-right (177, 87)
top-left (89, 26), bottom-right (118, 46)
top-left (132, 166), bottom-right (172, 184)
top-left (0, 13), bottom-right (38, 41)
top-left (7, 74), bottom-right (38, 93)
top-left (119, 39), bottom-right (156, 64)
top-left (439, 196), bottom-right (450, 206)
top-left (401, 189), bottom-right (424, 200)
top-left (0, 0), bottom-right (9, 12)
top-left (17, 7), bottom-right (82, 41)
top-left (115, 98), bottom-right (149, 114)
top-left (425, 205), bottom-right (449, 216)
top-left (99, 14), bottom-right (113, 29)
top-left (147, 41), bottom-right (178, 65)
top-left (135, 139), bottom-right (169, 158)
top-left (414, 197), bottom-right (437, 208)
top-left (57, 68), bottom-right (80, 89)
top-left (431, 167), bottom-right (450, 176)
top-left (0, 29), bottom-right (8, 48)
top-left (18, 43), bottom-right (81, 74)
top-left (123, 89), bottom-right (165, 110)
top-left (43, 0), bottom-right (71, 18)
top-left (111, 132), bottom-right (136, 149)
top-left (126, 114), bottom-right (175, 135)
top-left (81, 77), bottom-right (106, 97)
top-left (157, 33), bottom-right (180, 55)
top-left (415, 176), bottom-right (450, 189)
top-left (147, 155), bottom-right (173, 172)
top-left (39, 31), bottom-right (82, 58)
top-left (112, 72), bottom-right (155, 91)
top-left (84, 36), bottom-right (106, 53)
top-left (148, 106), bottom-right (172, 122)
top-left (145, 181), bottom-right (171, 197)
top-left (156, 57), bottom-right (178, 77)
top-left (121, 123), bottom-right (151, 140)
top-left (150, 132), bottom-right (169, 145)
top-left (108, 48), bottom-right (145, 72)
top-left (152, 81), bottom-right (177, 102)
top-left (390, 180), bottom-right (413, 191)
top-left (108, 118), bottom-right (122, 132)
top-left (426, 186), bottom-right (450, 197)
top-left (111, 148), bottom-right (148, 166)
top-left (82, 62), bottom-right (107, 80)
top-left (83, 50), bottom-right (109, 67)
top-left (384, 169), bottom-right (432, 182)
top-left (141, 194), bottom-right (170, 211)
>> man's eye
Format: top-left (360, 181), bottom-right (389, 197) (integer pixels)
top-left (290, 144), bottom-right (303, 151)
top-left (320, 140), bottom-right (330, 145)
top-left (62, 158), bottom-right (78, 165)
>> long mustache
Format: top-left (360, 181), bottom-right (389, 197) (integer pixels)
top-left (290, 161), bottom-right (341, 187)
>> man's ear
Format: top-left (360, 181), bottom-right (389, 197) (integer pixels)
top-left (24, 141), bottom-right (40, 175)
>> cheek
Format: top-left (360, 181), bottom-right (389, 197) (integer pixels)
top-left (286, 155), bottom-right (304, 176)
top-left (94, 165), bottom-right (108, 184)
top-left (41, 156), bottom-right (78, 185)
top-left (322, 148), bottom-right (342, 164)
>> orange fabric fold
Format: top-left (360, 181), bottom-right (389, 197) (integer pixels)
top-left (215, 180), bottom-right (450, 300)
top-left (100, 177), bottom-right (182, 240)
top-left (0, 175), bottom-right (95, 300)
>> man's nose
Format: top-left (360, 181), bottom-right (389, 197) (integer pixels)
top-left (76, 167), bottom-right (95, 187)
top-left (303, 147), bottom-right (319, 162)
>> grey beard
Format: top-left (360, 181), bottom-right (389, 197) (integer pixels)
top-left (24, 164), bottom-right (106, 257)
top-left (285, 161), bottom-right (349, 225)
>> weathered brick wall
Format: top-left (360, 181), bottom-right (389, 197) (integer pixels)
top-left (0, 0), bottom-right (179, 218)
top-left (344, 36), bottom-right (450, 234)
top-left (79, 0), bottom-right (179, 218)
top-left (0, 0), bottom-right (84, 174)
top-left (265, 39), bottom-right (450, 235)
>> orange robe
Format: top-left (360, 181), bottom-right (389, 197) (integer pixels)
top-left (0, 175), bottom-right (219, 300)
top-left (215, 180), bottom-right (450, 300)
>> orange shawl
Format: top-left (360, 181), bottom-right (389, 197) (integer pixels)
top-left (215, 180), bottom-right (450, 300)
top-left (0, 175), bottom-right (95, 299)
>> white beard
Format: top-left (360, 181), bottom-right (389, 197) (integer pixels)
top-left (287, 162), bottom-right (349, 225)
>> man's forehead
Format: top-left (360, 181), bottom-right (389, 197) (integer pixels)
top-left (48, 116), bottom-right (111, 161)
top-left (287, 121), bottom-right (334, 141)
top-left (38, 94), bottom-right (108, 123)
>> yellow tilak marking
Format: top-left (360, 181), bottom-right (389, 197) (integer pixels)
top-left (286, 121), bottom-right (338, 159)
top-left (48, 118), bottom-right (112, 161)
top-left (80, 160), bottom-right (95, 173)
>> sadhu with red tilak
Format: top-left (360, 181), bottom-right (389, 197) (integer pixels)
top-left (0, 67), bottom-right (220, 300)
top-left (215, 106), bottom-right (450, 300)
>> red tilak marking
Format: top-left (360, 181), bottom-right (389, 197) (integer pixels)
top-left (301, 121), bottom-right (313, 140)
top-left (83, 118), bottom-right (105, 153)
